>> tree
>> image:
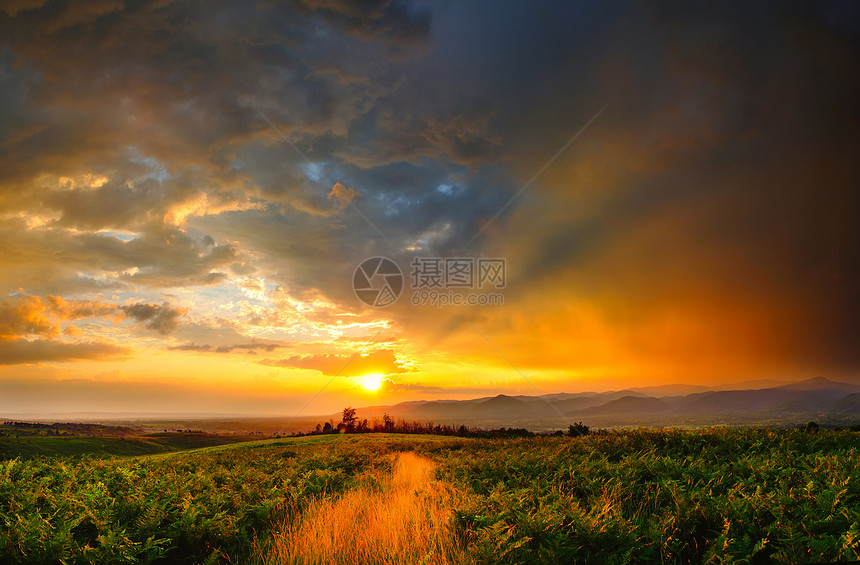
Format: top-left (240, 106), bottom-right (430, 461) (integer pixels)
top-left (383, 413), bottom-right (395, 432)
top-left (342, 407), bottom-right (357, 432)
top-left (568, 422), bottom-right (590, 436)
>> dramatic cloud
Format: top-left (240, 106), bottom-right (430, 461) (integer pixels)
top-left (1, 1), bottom-right (857, 414)
top-left (120, 303), bottom-right (188, 335)
top-left (0, 294), bottom-right (187, 364)
top-left (168, 342), bottom-right (283, 354)
top-left (0, 295), bottom-right (58, 339)
top-left (0, 339), bottom-right (129, 365)
top-left (0, 294), bottom-right (131, 365)
top-left (327, 182), bottom-right (357, 211)
top-left (261, 348), bottom-right (408, 377)
top-left (46, 296), bottom-right (118, 320)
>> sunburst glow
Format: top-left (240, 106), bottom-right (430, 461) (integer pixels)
top-left (359, 373), bottom-right (385, 392)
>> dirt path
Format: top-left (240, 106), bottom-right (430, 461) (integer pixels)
top-left (264, 451), bottom-right (464, 565)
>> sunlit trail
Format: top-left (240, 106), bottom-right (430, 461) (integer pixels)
top-left (261, 452), bottom-right (464, 564)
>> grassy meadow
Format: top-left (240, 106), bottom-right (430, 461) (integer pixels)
top-left (1, 428), bottom-right (858, 564)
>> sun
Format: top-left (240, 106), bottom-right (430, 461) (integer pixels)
top-left (358, 373), bottom-right (385, 392)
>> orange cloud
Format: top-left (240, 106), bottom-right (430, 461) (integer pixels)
top-left (260, 348), bottom-right (408, 377)
top-left (327, 182), bottom-right (358, 211)
top-left (0, 295), bottom-right (60, 339)
top-left (0, 294), bottom-right (188, 365)
top-left (0, 338), bottom-right (129, 365)
top-left (47, 295), bottom-right (116, 320)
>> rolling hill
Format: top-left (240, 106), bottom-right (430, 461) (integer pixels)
top-left (575, 396), bottom-right (672, 416)
top-left (330, 377), bottom-right (860, 429)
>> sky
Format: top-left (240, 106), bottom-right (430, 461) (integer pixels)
top-left (0, 0), bottom-right (858, 416)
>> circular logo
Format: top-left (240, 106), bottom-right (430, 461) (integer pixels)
top-left (353, 257), bottom-right (403, 307)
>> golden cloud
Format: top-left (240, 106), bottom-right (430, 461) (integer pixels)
top-left (260, 348), bottom-right (409, 377)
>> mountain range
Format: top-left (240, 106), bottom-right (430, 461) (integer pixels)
top-left (345, 377), bottom-right (860, 430)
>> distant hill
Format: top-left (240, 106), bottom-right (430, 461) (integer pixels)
top-left (678, 390), bottom-right (780, 413)
top-left (339, 390), bottom-right (649, 422)
top-left (324, 376), bottom-right (860, 429)
top-left (777, 377), bottom-right (860, 393)
top-left (827, 393), bottom-right (860, 415)
top-left (628, 384), bottom-right (711, 397)
top-left (574, 396), bottom-right (671, 416)
top-left (553, 395), bottom-right (627, 414)
top-left (676, 379), bottom-right (851, 414)
top-left (472, 395), bottom-right (550, 419)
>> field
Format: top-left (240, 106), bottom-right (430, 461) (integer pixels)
top-left (1, 428), bottom-right (858, 564)
top-left (0, 421), bottom-right (255, 460)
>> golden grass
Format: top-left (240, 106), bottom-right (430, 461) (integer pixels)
top-left (258, 451), bottom-right (466, 565)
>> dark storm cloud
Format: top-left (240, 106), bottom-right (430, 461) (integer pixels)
top-left (1, 0), bottom-right (857, 379)
top-left (490, 2), bottom-right (860, 370)
top-left (295, 0), bottom-right (431, 49)
top-left (0, 0), bottom-right (446, 303)
top-left (120, 302), bottom-right (187, 335)
top-left (0, 218), bottom-right (243, 291)
top-left (283, 0), bottom-right (857, 376)
top-left (45, 173), bottom-right (192, 231)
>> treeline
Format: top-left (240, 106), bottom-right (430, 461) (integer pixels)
top-left (300, 408), bottom-right (590, 438)
top-left (0, 421), bottom-right (136, 437)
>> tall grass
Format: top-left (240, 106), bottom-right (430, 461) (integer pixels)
top-left (0, 435), bottom-right (397, 564)
top-left (258, 451), bottom-right (466, 565)
top-left (434, 429), bottom-right (860, 564)
top-left (3, 429), bottom-right (858, 563)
